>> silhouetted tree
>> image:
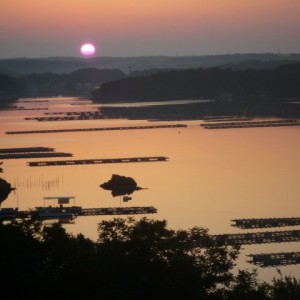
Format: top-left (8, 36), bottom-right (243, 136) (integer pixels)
top-left (95, 217), bottom-right (240, 299)
top-left (0, 217), bottom-right (300, 299)
top-left (271, 270), bottom-right (300, 300)
top-left (226, 269), bottom-right (270, 299)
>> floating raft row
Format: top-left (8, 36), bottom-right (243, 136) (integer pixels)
top-left (27, 156), bottom-right (169, 167)
top-left (0, 206), bottom-right (158, 222)
top-left (0, 106), bottom-right (48, 111)
top-left (210, 230), bottom-right (300, 246)
top-left (0, 147), bottom-right (72, 160)
top-left (203, 118), bottom-right (252, 122)
top-left (247, 252), bottom-right (300, 267)
top-left (25, 111), bottom-right (104, 121)
top-left (0, 152), bottom-right (73, 160)
top-left (17, 100), bottom-right (49, 103)
top-left (231, 218), bottom-right (300, 229)
top-left (203, 116), bottom-right (244, 120)
top-left (44, 111), bottom-right (96, 115)
top-left (6, 124), bottom-right (187, 135)
top-left (201, 119), bottom-right (300, 129)
top-left (0, 147), bottom-right (55, 153)
top-left (82, 206), bottom-right (157, 216)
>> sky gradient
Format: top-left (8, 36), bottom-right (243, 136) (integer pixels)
top-left (1, 0), bottom-right (300, 58)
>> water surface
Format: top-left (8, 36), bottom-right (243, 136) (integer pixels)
top-left (1, 97), bottom-right (300, 282)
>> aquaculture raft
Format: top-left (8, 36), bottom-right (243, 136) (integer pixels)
top-left (25, 111), bottom-right (103, 121)
top-left (27, 156), bottom-right (169, 167)
top-left (210, 230), bottom-right (300, 246)
top-left (6, 124), bottom-right (187, 135)
top-left (247, 252), bottom-right (300, 267)
top-left (0, 147), bottom-right (54, 153)
top-left (0, 206), bottom-right (158, 222)
top-left (0, 147), bottom-right (72, 159)
top-left (201, 119), bottom-right (300, 129)
top-left (231, 217), bottom-right (300, 229)
top-left (82, 206), bottom-right (157, 216)
top-left (0, 152), bottom-right (73, 160)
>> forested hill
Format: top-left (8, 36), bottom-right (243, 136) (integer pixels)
top-left (0, 74), bottom-right (28, 103)
top-left (18, 68), bottom-right (126, 96)
top-left (1, 53), bottom-right (300, 75)
top-left (0, 68), bottom-right (126, 100)
top-left (91, 63), bottom-right (300, 103)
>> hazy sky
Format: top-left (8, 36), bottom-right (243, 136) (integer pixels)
top-left (1, 0), bottom-right (300, 58)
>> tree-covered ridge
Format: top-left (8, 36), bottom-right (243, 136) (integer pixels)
top-left (18, 68), bottom-right (126, 97)
top-left (1, 54), bottom-right (300, 74)
top-left (0, 68), bottom-right (126, 102)
top-left (0, 74), bottom-right (28, 102)
top-left (92, 63), bottom-right (300, 102)
top-left (1, 217), bottom-right (300, 299)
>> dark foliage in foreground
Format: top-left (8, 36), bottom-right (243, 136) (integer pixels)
top-left (0, 217), bottom-right (300, 299)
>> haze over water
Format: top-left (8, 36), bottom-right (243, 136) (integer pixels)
top-left (1, 97), bottom-right (300, 282)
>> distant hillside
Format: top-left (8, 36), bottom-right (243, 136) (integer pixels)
top-left (0, 74), bottom-right (28, 103)
top-left (0, 53), bottom-right (299, 75)
top-left (219, 59), bottom-right (299, 70)
top-left (67, 68), bottom-right (125, 84)
top-left (18, 68), bottom-right (126, 97)
top-left (91, 63), bottom-right (300, 102)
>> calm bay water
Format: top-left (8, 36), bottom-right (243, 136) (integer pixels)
top-left (1, 97), bottom-right (300, 282)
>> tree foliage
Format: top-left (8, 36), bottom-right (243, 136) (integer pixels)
top-left (0, 74), bottom-right (28, 102)
top-left (0, 217), bottom-right (299, 299)
top-left (92, 63), bottom-right (300, 102)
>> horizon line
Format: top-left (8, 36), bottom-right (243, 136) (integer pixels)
top-left (1, 52), bottom-right (300, 61)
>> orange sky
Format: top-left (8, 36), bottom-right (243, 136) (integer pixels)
top-left (1, 0), bottom-right (300, 57)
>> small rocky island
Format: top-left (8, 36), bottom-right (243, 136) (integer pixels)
top-left (100, 174), bottom-right (145, 197)
top-left (0, 177), bottom-right (16, 205)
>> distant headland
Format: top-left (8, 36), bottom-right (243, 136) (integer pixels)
top-left (1, 54), bottom-right (300, 119)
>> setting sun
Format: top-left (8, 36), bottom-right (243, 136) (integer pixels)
top-left (80, 43), bottom-right (96, 56)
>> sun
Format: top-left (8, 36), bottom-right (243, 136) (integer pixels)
top-left (80, 43), bottom-right (96, 56)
